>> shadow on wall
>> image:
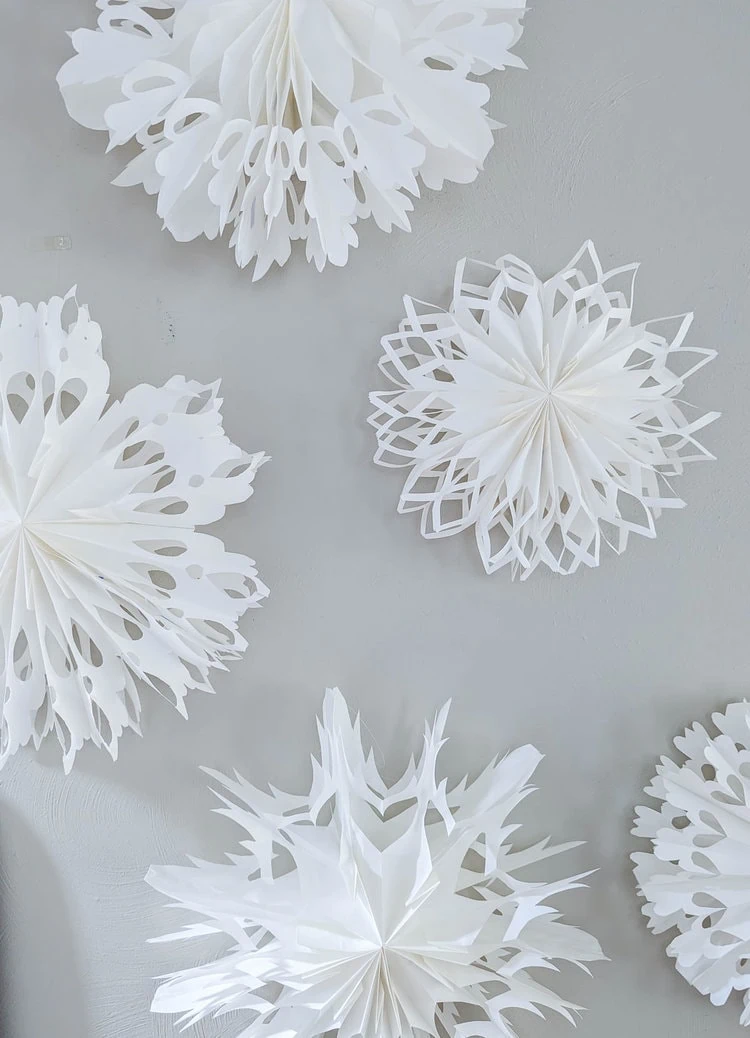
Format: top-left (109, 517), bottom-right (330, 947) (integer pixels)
top-left (0, 803), bottom-right (89, 1037)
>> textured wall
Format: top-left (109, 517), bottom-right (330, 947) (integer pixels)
top-left (1, 1), bottom-right (748, 1036)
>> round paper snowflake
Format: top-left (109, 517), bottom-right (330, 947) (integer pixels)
top-left (147, 687), bottom-right (603, 1038)
top-left (633, 702), bottom-right (750, 1025)
top-left (0, 290), bottom-right (267, 772)
top-left (57, 1), bottom-right (526, 280)
top-left (369, 242), bottom-right (719, 579)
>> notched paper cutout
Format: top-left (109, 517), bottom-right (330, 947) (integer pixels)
top-left (369, 242), bottom-right (719, 579)
top-left (0, 290), bottom-right (268, 771)
top-left (147, 688), bottom-right (603, 1038)
top-left (58, 0), bottom-right (526, 279)
top-left (634, 702), bottom-right (750, 1025)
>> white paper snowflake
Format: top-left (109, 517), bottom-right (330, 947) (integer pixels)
top-left (633, 702), bottom-right (750, 1025)
top-left (369, 242), bottom-right (719, 579)
top-left (0, 290), bottom-right (267, 772)
top-left (147, 687), bottom-right (603, 1038)
top-left (57, 0), bottom-right (526, 280)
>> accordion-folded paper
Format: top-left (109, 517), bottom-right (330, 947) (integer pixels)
top-left (148, 688), bottom-right (603, 1038)
top-left (58, 0), bottom-right (527, 279)
top-left (370, 242), bottom-right (719, 578)
top-left (0, 290), bottom-right (267, 770)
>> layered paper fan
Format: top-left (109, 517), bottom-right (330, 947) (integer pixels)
top-left (57, 0), bottom-right (526, 279)
top-left (147, 688), bottom-right (603, 1038)
top-left (633, 702), bottom-right (750, 1025)
top-left (0, 290), bottom-right (267, 771)
top-left (369, 242), bottom-right (718, 578)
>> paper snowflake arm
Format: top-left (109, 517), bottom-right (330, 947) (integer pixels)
top-left (0, 290), bottom-right (267, 771)
top-left (370, 242), bottom-right (719, 578)
top-left (58, 1), bottom-right (526, 279)
top-left (147, 688), bottom-right (603, 1038)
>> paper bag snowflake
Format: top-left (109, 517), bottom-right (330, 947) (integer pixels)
top-left (0, 290), bottom-right (267, 771)
top-left (57, 0), bottom-right (526, 279)
top-left (370, 242), bottom-right (718, 578)
top-left (147, 688), bottom-right (603, 1038)
top-left (634, 702), bottom-right (750, 1025)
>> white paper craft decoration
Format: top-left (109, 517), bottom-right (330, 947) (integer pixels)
top-left (633, 702), bottom-right (750, 1025)
top-left (147, 687), bottom-right (604, 1038)
top-left (369, 242), bottom-right (719, 579)
top-left (0, 290), bottom-right (267, 772)
top-left (57, 1), bottom-right (527, 280)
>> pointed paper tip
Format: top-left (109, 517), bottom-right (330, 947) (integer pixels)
top-left (324, 686), bottom-right (345, 712)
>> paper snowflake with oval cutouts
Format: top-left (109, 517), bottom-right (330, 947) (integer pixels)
top-left (369, 242), bottom-right (719, 579)
top-left (57, 0), bottom-right (526, 280)
top-left (0, 290), bottom-right (267, 772)
top-left (633, 702), bottom-right (750, 1025)
top-left (147, 687), bottom-right (603, 1038)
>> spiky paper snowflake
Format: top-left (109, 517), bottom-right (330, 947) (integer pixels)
top-left (369, 242), bottom-right (718, 578)
top-left (633, 702), bottom-right (750, 1025)
top-left (0, 290), bottom-right (267, 771)
top-left (57, 0), bottom-right (526, 280)
top-left (147, 688), bottom-right (603, 1038)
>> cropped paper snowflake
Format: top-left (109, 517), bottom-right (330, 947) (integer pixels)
top-left (57, 0), bottom-right (526, 280)
top-left (147, 688), bottom-right (603, 1038)
top-left (0, 290), bottom-right (267, 771)
top-left (369, 242), bottom-right (719, 578)
top-left (633, 702), bottom-right (750, 1025)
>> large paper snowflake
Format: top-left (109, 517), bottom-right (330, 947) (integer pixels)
top-left (369, 242), bottom-right (718, 578)
top-left (147, 688), bottom-right (603, 1038)
top-left (633, 702), bottom-right (750, 1025)
top-left (57, 0), bottom-right (526, 280)
top-left (0, 290), bottom-right (267, 772)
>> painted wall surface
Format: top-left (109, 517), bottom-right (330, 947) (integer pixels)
top-left (0, 1), bottom-right (748, 1036)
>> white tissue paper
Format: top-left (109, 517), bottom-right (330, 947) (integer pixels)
top-left (370, 242), bottom-right (719, 578)
top-left (57, 0), bottom-right (526, 279)
top-left (147, 687), bottom-right (603, 1038)
top-left (0, 291), bottom-right (267, 771)
top-left (634, 702), bottom-right (750, 1025)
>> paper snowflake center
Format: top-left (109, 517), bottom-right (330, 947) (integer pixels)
top-left (506, 355), bottom-right (584, 439)
top-left (358, 925), bottom-right (412, 959)
top-left (3, 491), bottom-right (72, 537)
top-left (10, 517), bottom-right (64, 538)
top-left (2, 503), bottom-right (96, 614)
top-left (305, 919), bottom-right (453, 1036)
top-left (7, 503), bottom-right (62, 526)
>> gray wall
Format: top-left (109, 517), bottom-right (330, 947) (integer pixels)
top-left (1, 2), bottom-right (748, 1036)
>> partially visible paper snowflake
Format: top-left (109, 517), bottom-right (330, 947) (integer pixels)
top-left (57, 1), bottom-right (526, 280)
top-left (0, 290), bottom-right (267, 772)
top-left (369, 242), bottom-right (719, 579)
top-left (633, 702), bottom-right (750, 1025)
top-left (147, 687), bottom-right (603, 1038)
